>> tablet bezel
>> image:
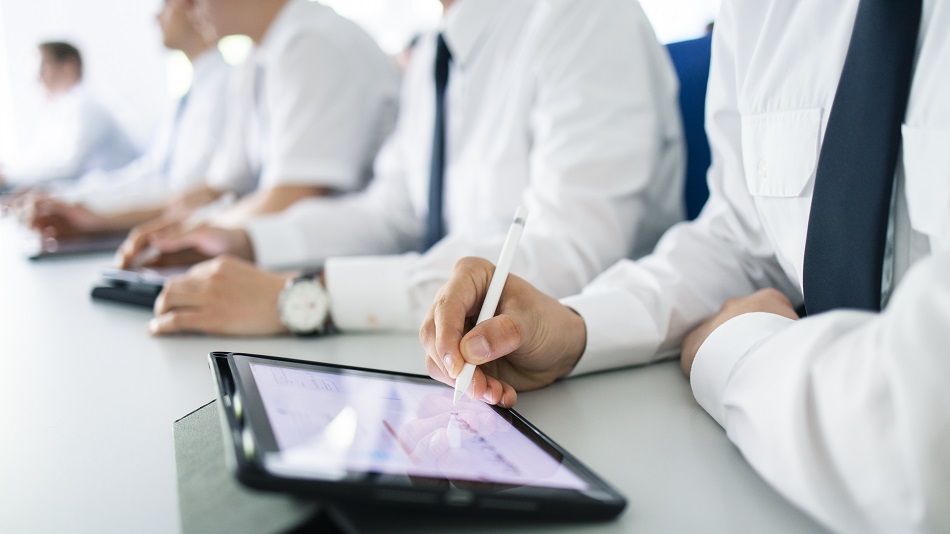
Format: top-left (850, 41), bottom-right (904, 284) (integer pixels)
top-left (209, 351), bottom-right (627, 520)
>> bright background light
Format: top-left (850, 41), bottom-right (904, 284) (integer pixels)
top-left (0, 0), bottom-right (720, 165)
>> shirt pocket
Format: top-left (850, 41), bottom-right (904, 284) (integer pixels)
top-left (739, 108), bottom-right (823, 290)
top-left (741, 108), bottom-right (822, 197)
top-left (901, 125), bottom-right (950, 240)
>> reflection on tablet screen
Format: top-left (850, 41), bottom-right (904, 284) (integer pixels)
top-left (249, 363), bottom-right (589, 490)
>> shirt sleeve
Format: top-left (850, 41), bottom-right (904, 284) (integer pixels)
top-left (245, 124), bottom-right (423, 272)
top-left (690, 250), bottom-right (950, 533)
top-left (259, 30), bottom-right (398, 192)
top-left (8, 95), bottom-right (111, 186)
top-left (315, 0), bottom-right (688, 332)
top-left (564, 1), bottom-right (799, 376)
top-left (205, 60), bottom-right (258, 195)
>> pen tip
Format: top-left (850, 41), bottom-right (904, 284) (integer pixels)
top-left (513, 205), bottom-right (528, 223)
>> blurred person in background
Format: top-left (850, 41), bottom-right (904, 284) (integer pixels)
top-left (0, 41), bottom-right (138, 190)
top-left (115, 0), bottom-right (401, 264)
top-left (22, 0), bottom-right (232, 239)
top-left (130, 0), bottom-right (685, 338)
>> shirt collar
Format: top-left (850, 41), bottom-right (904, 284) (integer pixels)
top-left (442, 0), bottom-right (507, 66)
top-left (255, 0), bottom-right (306, 65)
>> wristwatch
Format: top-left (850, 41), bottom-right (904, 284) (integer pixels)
top-left (277, 272), bottom-right (329, 335)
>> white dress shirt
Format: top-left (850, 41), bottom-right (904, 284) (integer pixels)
top-left (247, 0), bottom-right (684, 332)
top-left (564, 1), bottom-right (950, 531)
top-left (206, 0), bottom-right (399, 195)
top-left (55, 49), bottom-right (232, 213)
top-left (5, 84), bottom-right (138, 186)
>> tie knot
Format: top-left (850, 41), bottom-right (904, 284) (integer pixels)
top-left (436, 33), bottom-right (452, 62)
top-left (434, 34), bottom-right (452, 89)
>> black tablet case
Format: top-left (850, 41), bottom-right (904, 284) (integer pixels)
top-left (174, 400), bottom-right (599, 533)
top-left (90, 284), bottom-right (160, 308)
top-left (173, 401), bottom-right (354, 534)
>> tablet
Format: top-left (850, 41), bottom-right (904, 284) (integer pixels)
top-left (25, 232), bottom-right (127, 260)
top-left (209, 352), bottom-right (627, 520)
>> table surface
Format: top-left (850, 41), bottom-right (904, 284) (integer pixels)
top-left (0, 220), bottom-right (825, 533)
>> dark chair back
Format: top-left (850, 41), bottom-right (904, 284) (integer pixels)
top-left (667, 34), bottom-right (713, 220)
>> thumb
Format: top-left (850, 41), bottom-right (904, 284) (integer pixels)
top-left (154, 225), bottom-right (233, 257)
top-left (151, 224), bottom-right (201, 254)
top-left (459, 314), bottom-right (526, 365)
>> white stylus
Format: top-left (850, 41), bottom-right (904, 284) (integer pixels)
top-left (453, 205), bottom-right (528, 405)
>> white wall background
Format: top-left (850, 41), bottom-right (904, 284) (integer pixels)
top-left (0, 0), bottom-right (720, 165)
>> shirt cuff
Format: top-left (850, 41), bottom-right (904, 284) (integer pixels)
top-left (324, 255), bottom-right (419, 332)
top-left (690, 312), bottom-right (795, 428)
top-left (246, 213), bottom-right (315, 270)
top-left (560, 289), bottom-right (663, 376)
top-left (260, 161), bottom-right (361, 192)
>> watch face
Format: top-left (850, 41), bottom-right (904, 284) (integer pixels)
top-left (281, 280), bottom-right (328, 333)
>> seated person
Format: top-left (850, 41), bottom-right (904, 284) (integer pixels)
top-left (124, 0), bottom-right (686, 336)
top-left (114, 0), bottom-right (401, 254)
top-left (0, 42), bottom-right (138, 188)
top-left (23, 0), bottom-right (231, 238)
top-left (421, 1), bottom-right (950, 531)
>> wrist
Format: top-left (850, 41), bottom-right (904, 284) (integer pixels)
top-left (230, 229), bottom-right (255, 261)
top-left (557, 306), bottom-right (587, 379)
top-left (277, 270), bottom-right (331, 336)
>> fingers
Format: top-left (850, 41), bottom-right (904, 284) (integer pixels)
top-left (425, 358), bottom-right (517, 410)
top-left (117, 223), bottom-right (180, 268)
top-left (425, 356), bottom-right (453, 387)
top-left (433, 291), bottom-right (470, 379)
top-left (153, 276), bottom-right (203, 315)
top-left (150, 224), bottom-right (206, 253)
top-left (469, 368), bottom-right (518, 408)
top-left (148, 309), bottom-right (208, 335)
top-left (429, 257), bottom-right (496, 377)
top-left (117, 221), bottom-right (167, 268)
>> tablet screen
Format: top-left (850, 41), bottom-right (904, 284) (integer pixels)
top-left (246, 361), bottom-right (589, 491)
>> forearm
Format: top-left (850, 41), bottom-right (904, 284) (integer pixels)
top-left (563, 207), bottom-right (794, 376)
top-left (164, 185), bottom-right (223, 216)
top-left (246, 175), bottom-right (419, 271)
top-left (213, 185), bottom-right (328, 227)
top-left (323, 198), bottom-right (637, 334)
top-left (691, 253), bottom-right (950, 533)
top-left (91, 206), bottom-right (164, 233)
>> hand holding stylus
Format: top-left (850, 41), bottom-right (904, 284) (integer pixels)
top-left (420, 208), bottom-right (588, 409)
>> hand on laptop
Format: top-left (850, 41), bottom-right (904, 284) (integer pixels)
top-left (420, 257), bottom-right (587, 409)
top-left (150, 255), bottom-right (291, 336)
top-left (116, 215), bottom-right (253, 269)
top-left (22, 194), bottom-right (112, 237)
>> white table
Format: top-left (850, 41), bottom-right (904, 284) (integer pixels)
top-left (0, 221), bottom-right (824, 533)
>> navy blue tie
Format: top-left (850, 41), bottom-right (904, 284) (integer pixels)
top-left (802, 0), bottom-right (921, 315)
top-left (422, 34), bottom-right (452, 251)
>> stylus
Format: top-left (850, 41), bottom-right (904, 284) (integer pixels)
top-left (454, 205), bottom-right (528, 405)
top-left (129, 192), bottom-right (237, 268)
